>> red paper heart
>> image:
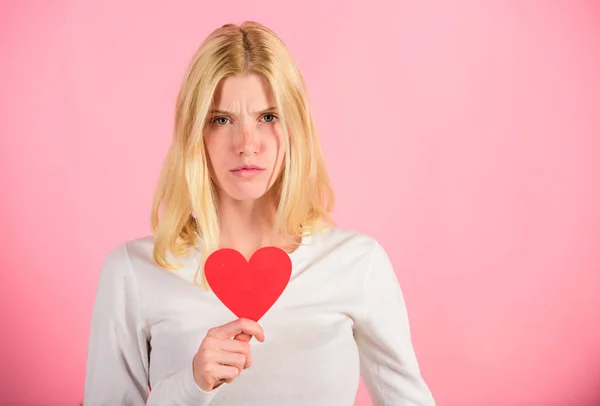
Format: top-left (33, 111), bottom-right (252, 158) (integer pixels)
top-left (204, 246), bottom-right (292, 322)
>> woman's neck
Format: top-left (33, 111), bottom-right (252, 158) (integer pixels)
top-left (217, 195), bottom-right (298, 260)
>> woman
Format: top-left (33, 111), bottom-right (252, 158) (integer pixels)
top-left (84, 21), bottom-right (436, 406)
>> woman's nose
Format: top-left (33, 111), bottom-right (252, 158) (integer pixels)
top-left (236, 125), bottom-right (259, 156)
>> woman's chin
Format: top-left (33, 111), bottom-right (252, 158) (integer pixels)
top-left (222, 185), bottom-right (271, 202)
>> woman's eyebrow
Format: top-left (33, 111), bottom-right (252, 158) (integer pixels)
top-left (209, 106), bottom-right (278, 115)
top-left (254, 106), bottom-right (278, 114)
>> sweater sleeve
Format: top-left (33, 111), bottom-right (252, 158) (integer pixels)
top-left (83, 244), bottom-right (219, 406)
top-left (353, 241), bottom-right (436, 406)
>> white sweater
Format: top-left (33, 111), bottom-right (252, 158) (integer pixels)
top-left (83, 227), bottom-right (436, 406)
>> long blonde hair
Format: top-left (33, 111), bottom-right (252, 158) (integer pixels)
top-left (150, 21), bottom-right (335, 287)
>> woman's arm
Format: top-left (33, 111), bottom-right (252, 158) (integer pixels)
top-left (83, 244), bottom-right (218, 406)
top-left (353, 240), bottom-right (436, 406)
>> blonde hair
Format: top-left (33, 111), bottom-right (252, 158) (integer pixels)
top-left (150, 21), bottom-right (335, 287)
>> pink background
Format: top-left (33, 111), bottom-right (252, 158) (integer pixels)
top-left (1, 1), bottom-right (599, 405)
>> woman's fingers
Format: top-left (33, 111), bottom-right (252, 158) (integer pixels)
top-left (193, 318), bottom-right (263, 392)
top-left (218, 337), bottom-right (253, 368)
top-left (207, 318), bottom-right (265, 342)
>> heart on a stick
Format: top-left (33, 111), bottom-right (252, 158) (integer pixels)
top-left (204, 246), bottom-right (292, 322)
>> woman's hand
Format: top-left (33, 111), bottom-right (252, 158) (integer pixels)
top-left (192, 318), bottom-right (265, 392)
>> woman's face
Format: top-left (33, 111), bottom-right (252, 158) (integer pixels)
top-left (204, 73), bottom-right (285, 203)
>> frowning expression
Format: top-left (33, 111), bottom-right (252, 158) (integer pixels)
top-left (204, 73), bottom-right (285, 202)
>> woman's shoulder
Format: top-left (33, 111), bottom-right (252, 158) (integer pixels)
top-left (308, 226), bottom-right (385, 258)
top-left (99, 235), bottom-right (200, 285)
top-left (96, 235), bottom-right (171, 284)
top-left (311, 225), bottom-right (378, 244)
top-left (101, 235), bottom-right (157, 267)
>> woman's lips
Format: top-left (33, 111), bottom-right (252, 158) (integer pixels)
top-left (230, 165), bottom-right (265, 178)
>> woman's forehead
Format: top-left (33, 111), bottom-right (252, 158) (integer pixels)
top-left (212, 73), bottom-right (275, 112)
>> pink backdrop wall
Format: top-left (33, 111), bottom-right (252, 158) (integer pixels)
top-left (1, 1), bottom-right (599, 405)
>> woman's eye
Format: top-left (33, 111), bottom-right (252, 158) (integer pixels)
top-left (213, 117), bottom-right (230, 125)
top-left (261, 114), bottom-right (277, 123)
